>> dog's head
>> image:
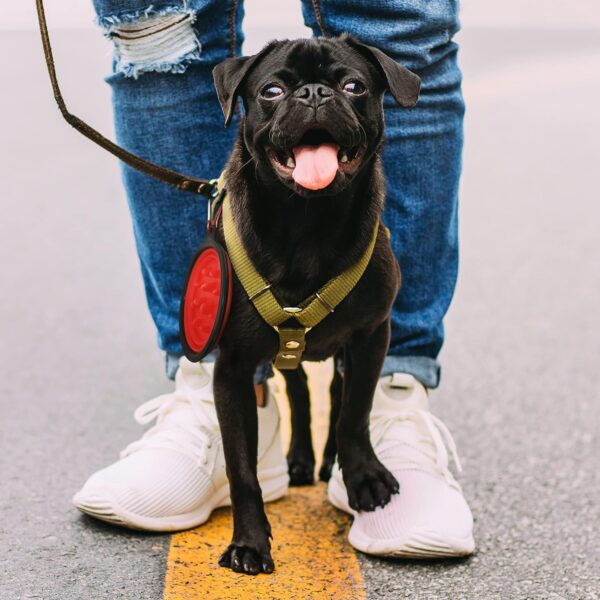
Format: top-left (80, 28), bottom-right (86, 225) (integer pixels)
top-left (213, 35), bottom-right (420, 197)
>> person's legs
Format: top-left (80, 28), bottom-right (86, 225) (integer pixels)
top-left (73, 0), bottom-right (288, 530)
top-left (93, 0), bottom-right (241, 376)
top-left (302, 0), bottom-right (463, 389)
top-left (301, 0), bottom-right (474, 558)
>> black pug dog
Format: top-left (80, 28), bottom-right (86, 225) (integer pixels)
top-left (210, 34), bottom-right (420, 575)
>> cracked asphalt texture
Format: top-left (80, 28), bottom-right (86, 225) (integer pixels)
top-left (1, 23), bottom-right (599, 600)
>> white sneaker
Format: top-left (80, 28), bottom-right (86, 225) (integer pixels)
top-left (73, 357), bottom-right (289, 531)
top-left (328, 373), bottom-right (475, 558)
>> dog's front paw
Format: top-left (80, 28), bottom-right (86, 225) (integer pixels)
top-left (344, 461), bottom-right (399, 512)
top-left (218, 543), bottom-right (274, 575)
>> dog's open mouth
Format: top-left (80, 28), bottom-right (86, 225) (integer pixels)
top-left (266, 128), bottom-right (363, 191)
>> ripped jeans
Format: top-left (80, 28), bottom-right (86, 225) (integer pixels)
top-left (92, 0), bottom-right (464, 388)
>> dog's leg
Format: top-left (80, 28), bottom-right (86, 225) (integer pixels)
top-left (336, 320), bottom-right (399, 511)
top-left (213, 353), bottom-right (274, 575)
top-left (282, 366), bottom-right (315, 485)
top-left (318, 350), bottom-right (343, 482)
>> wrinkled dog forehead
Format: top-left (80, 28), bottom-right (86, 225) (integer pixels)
top-left (246, 38), bottom-right (381, 90)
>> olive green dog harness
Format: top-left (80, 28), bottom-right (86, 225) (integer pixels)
top-left (220, 176), bottom-right (380, 370)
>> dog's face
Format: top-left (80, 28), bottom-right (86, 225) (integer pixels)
top-left (213, 36), bottom-right (420, 198)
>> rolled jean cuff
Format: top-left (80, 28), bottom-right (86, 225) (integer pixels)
top-left (165, 352), bottom-right (273, 385)
top-left (381, 355), bottom-right (441, 389)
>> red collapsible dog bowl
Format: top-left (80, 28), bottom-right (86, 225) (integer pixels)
top-left (180, 235), bottom-right (232, 362)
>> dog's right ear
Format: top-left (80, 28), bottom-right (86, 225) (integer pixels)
top-left (213, 42), bottom-right (278, 127)
top-left (344, 35), bottom-right (421, 108)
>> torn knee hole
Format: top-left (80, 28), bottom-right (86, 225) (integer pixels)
top-left (107, 11), bottom-right (201, 78)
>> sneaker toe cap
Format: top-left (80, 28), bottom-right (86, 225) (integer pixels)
top-left (348, 470), bottom-right (475, 557)
top-left (73, 450), bottom-right (216, 528)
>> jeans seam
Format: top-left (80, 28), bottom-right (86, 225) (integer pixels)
top-left (228, 0), bottom-right (238, 58)
top-left (311, 0), bottom-right (328, 37)
top-left (228, 0), bottom-right (242, 121)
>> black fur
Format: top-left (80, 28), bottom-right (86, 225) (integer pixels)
top-left (210, 35), bottom-right (419, 575)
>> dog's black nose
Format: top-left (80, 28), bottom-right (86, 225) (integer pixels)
top-left (294, 83), bottom-right (333, 109)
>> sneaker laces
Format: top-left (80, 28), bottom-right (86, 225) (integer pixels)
top-left (120, 368), bottom-right (219, 465)
top-left (372, 406), bottom-right (463, 489)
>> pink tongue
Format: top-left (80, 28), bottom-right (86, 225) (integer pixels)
top-left (292, 143), bottom-right (339, 190)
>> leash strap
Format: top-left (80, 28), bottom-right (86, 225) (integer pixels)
top-left (221, 179), bottom-right (380, 369)
top-left (34, 0), bottom-right (215, 196)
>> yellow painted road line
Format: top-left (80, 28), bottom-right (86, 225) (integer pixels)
top-left (164, 486), bottom-right (364, 600)
top-left (164, 361), bottom-right (366, 600)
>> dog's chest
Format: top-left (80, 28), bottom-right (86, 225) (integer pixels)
top-left (280, 251), bottom-right (398, 361)
top-left (217, 200), bottom-right (399, 366)
top-left (262, 243), bottom-right (349, 305)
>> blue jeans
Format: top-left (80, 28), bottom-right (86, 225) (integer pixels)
top-left (92, 0), bottom-right (463, 388)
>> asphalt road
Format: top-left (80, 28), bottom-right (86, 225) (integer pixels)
top-left (1, 25), bottom-right (599, 600)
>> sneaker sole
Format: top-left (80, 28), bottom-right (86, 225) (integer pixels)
top-left (73, 463), bottom-right (289, 532)
top-left (328, 476), bottom-right (475, 558)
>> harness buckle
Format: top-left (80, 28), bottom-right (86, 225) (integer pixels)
top-left (273, 327), bottom-right (307, 370)
top-left (315, 292), bottom-right (335, 314)
top-left (248, 284), bottom-right (272, 301)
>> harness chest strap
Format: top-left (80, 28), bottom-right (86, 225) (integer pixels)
top-left (221, 185), bottom-right (381, 369)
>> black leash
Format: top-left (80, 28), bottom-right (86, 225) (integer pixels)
top-left (34, 0), bottom-right (215, 197)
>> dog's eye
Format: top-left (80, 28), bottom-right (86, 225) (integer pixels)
top-left (342, 80), bottom-right (366, 95)
top-left (261, 84), bottom-right (285, 99)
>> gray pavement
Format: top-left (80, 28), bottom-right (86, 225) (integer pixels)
top-left (1, 26), bottom-right (600, 600)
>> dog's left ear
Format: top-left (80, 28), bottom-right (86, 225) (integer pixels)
top-left (213, 42), bottom-right (278, 126)
top-left (345, 36), bottom-right (421, 107)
